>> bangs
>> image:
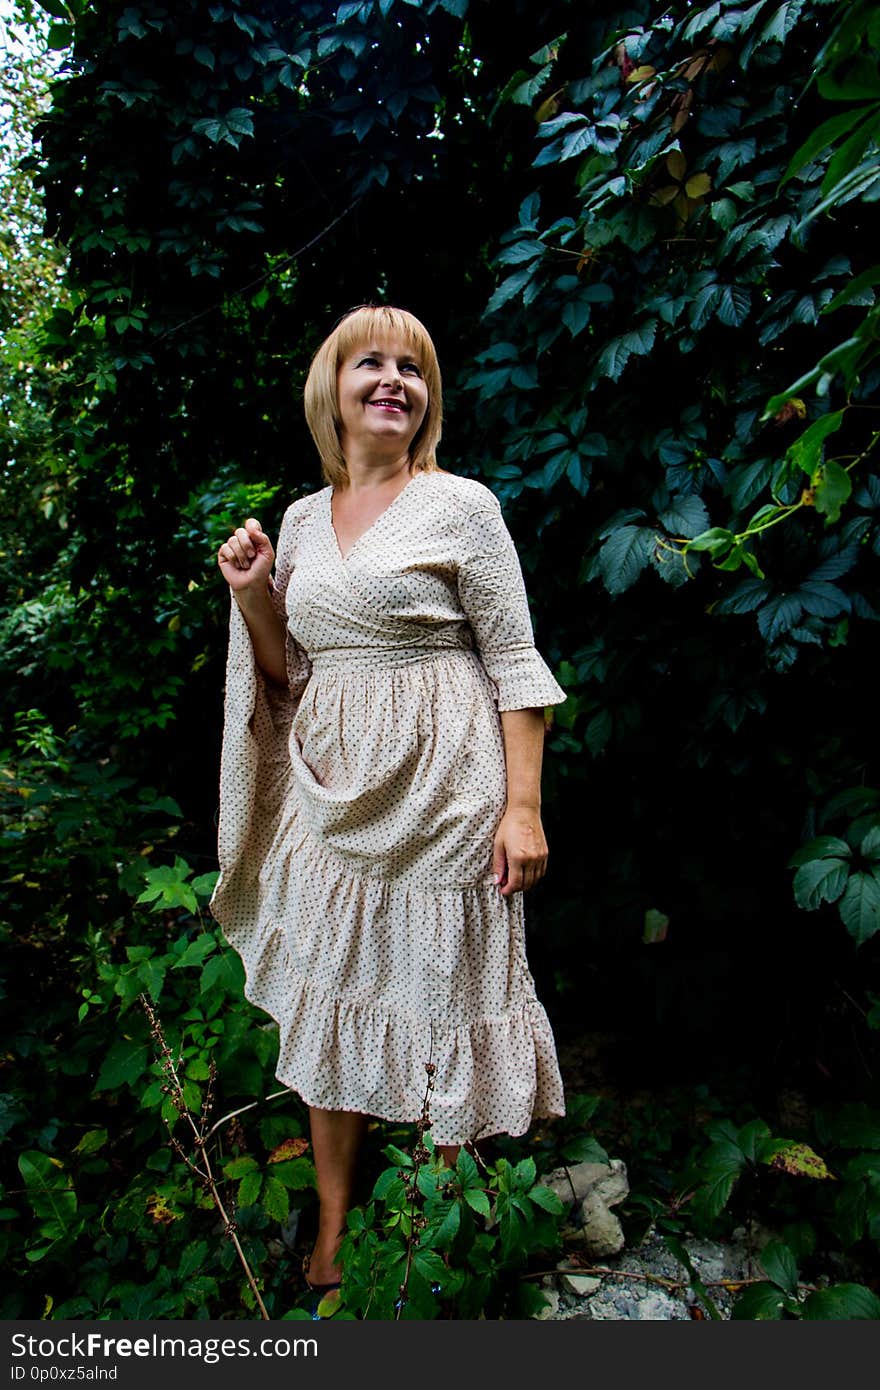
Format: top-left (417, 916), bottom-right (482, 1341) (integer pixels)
top-left (332, 306), bottom-right (433, 371)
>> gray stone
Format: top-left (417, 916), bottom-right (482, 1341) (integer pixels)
top-left (561, 1274), bottom-right (603, 1296)
top-left (542, 1158), bottom-right (629, 1208)
top-left (579, 1192), bottom-right (626, 1257)
top-left (635, 1291), bottom-right (688, 1321)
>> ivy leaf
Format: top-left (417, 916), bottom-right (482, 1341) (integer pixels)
top-left (792, 856), bottom-right (849, 910)
top-left (861, 826), bottom-right (880, 865)
top-left (463, 1187), bottom-right (491, 1218)
top-left (788, 836), bottom-right (851, 868)
top-left (223, 1156), bottom-right (259, 1179)
top-left (759, 1240), bottom-right (800, 1294)
top-left (757, 593), bottom-right (803, 642)
top-left (596, 526), bottom-right (654, 594)
top-left (658, 496), bottom-right (710, 539)
top-left (93, 1039), bottom-right (149, 1092)
top-left (527, 1184), bottom-right (565, 1215)
top-left (201, 950), bottom-right (245, 994)
top-left (262, 1175), bottom-right (289, 1223)
top-left (596, 320), bottom-right (656, 380)
top-left (801, 1285), bottom-right (880, 1319)
top-left (238, 1170), bottom-right (263, 1208)
top-left (813, 460), bottom-right (852, 524)
top-left (716, 284), bottom-right (751, 326)
top-left (731, 1283), bottom-right (789, 1319)
top-left (839, 871), bottom-right (880, 945)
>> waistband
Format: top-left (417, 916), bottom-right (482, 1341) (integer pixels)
top-left (308, 644), bottom-right (477, 674)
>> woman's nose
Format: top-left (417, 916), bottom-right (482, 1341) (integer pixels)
top-left (381, 363), bottom-right (402, 388)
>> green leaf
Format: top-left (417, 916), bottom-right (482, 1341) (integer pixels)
top-left (464, 1187), bottom-right (491, 1217)
top-left (94, 1039), bottom-right (149, 1092)
top-left (73, 1129), bottom-right (108, 1155)
top-left (786, 411), bottom-right (846, 477)
top-left (793, 857), bottom-right (850, 910)
top-left (825, 267), bottom-right (880, 313)
top-left (455, 1149), bottom-right (479, 1188)
top-left (238, 1170), bottom-right (262, 1208)
top-left (802, 1284), bottom-right (880, 1319)
top-left (781, 107), bottom-right (875, 185)
top-left (813, 460), bottom-right (852, 524)
top-left (861, 826), bottom-right (880, 865)
top-left (172, 936), bottom-right (217, 970)
top-left (759, 1240), bottom-right (799, 1295)
top-left (201, 950), bottom-right (244, 994)
top-left (527, 1184), bottom-right (565, 1215)
top-left (223, 1156), bottom-right (259, 1179)
top-left (716, 284), bottom-right (751, 327)
top-left (789, 836), bottom-right (852, 867)
top-left (262, 1175), bottom-right (289, 1223)
top-left (839, 871), bottom-right (880, 945)
top-left (429, 1198), bottom-right (461, 1248)
top-left (687, 527), bottom-right (735, 557)
top-left (47, 22), bottom-right (73, 48)
top-left (757, 593), bottom-right (802, 642)
top-left (731, 1282), bottom-right (789, 1319)
top-left (19, 1152), bottom-right (77, 1227)
top-left (596, 320), bottom-right (657, 381)
top-left (179, 1240), bottom-right (209, 1281)
top-left (818, 56), bottom-right (880, 102)
top-left (596, 526), bottom-right (654, 595)
top-left (561, 1135), bottom-right (610, 1165)
top-left (658, 496), bottom-right (710, 539)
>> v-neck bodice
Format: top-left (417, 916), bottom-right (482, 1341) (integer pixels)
top-left (327, 470), bottom-right (424, 563)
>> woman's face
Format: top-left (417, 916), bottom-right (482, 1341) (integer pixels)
top-left (336, 335), bottom-right (429, 461)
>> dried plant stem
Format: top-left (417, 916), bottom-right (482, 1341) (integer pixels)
top-left (523, 1264), bottom-right (820, 1295)
top-left (394, 1053), bottom-right (438, 1321)
top-left (139, 993), bottom-right (270, 1320)
top-left (205, 1088), bottom-right (293, 1142)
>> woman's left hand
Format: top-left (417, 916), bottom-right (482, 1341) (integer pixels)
top-left (492, 806), bottom-right (549, 896)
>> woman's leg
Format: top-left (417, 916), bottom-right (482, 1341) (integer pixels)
top-left (306, 1107), bottom-right (367, 1285)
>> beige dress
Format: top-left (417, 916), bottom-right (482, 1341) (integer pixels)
top-left (210, 469), bottom-right (567, 1144)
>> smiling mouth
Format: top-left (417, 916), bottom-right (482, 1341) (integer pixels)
top-left (368, 399), bottom-right (408, 412)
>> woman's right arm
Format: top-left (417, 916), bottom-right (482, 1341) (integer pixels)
top-left (217, 517), bottom-right (288, 686)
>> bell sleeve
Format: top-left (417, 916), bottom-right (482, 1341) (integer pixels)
top-left (210, 503), bottom-right (312, 931)
top-left (456, 493), bottom-right (567, 713)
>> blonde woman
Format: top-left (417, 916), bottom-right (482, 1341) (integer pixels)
top-left (212, 305), bottom-right (566, 1299)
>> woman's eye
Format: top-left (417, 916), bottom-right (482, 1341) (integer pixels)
top-left (401, 363), bottom-right (422, 375)
top-left (357, 356), bottom-right (379, 367)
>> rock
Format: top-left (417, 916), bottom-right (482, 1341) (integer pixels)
top-left (579, 1192), bottom-right (626, 1257)
top-left (542, 1158), bottom-right (629, 1208)
top-left (634, 1291), bottom-right (687, 1321)
top-left (561, 1274), bottom-right (602, 1296)
top-left (541, 1157), bottom-right (630, 1258)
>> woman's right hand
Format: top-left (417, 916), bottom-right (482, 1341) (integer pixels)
top-left (217, 517), bottom-right (275, 595)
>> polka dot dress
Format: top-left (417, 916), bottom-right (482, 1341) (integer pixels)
top-left (210, 470), bottom-right (567, 1144)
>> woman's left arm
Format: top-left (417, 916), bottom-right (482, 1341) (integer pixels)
top-left (494, 707), bottom-right (549, 896)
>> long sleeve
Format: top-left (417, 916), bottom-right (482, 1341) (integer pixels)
top-left (210, 503), bottom-right (311, 927)
top-left (456, 493), bottom-right (567, 713)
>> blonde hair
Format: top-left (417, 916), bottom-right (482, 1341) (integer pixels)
top-left (303, 305), bottom-right (443, 487)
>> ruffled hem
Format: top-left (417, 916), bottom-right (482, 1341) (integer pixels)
top-left (211, 792), bottom-right (565, 1144)
top-left (211, 894), bottom-right (565, 1146)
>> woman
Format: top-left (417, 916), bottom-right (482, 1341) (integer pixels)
top-left (212, 305), bottom-right (566, 1295)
